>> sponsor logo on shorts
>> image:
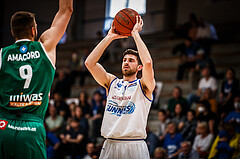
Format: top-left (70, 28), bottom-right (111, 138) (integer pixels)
top-left (8, 124), bottom-right (36, 132)
top-left (106, 100), bottom-right (135, 117)
top-left (0, 120), bottom-right (8, 130)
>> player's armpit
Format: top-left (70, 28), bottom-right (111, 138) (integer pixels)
top-left (140, 79), bottom-right (154, 101)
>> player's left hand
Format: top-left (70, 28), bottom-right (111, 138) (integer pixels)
top-left (132, 15), bottom-right (143, 35)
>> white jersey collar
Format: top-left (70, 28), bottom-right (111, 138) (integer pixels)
top-left (15, 39), bottom-right (31, 43)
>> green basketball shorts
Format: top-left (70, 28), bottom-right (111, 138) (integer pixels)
top-left (0, 118), bottom-right (46, 159)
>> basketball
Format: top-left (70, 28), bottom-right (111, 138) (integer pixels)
top-left (113, 8), bottom-right (140, 36)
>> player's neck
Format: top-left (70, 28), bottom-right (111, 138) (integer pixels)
top-left (15, 37), bottom-right (34, 42)
top-left (123, 75), bottom-right (137, 82)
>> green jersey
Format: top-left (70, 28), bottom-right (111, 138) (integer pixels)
top-left (0, 39), bottom-right (55, 122)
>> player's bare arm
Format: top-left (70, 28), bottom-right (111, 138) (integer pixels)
top-left (39, 0), bottom-right (73, 65)
top-left (85, 24), bottom-right (127, 89)
top-left (132, 16), bottom-right (155, 99)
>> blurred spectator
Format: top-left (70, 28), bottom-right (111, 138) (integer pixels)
top-left (88, 91), bottom-right (104, 140)
top-left (69, 102), bottom-right (77, 118)
top-left (69, 49), bottom-right (91, 86)
top-left (174, 13), bottom-right (199, 39)
top-left (157, 109), bottom-right (170, 145)
top-left (172, 38), bottom-right (201, 81)
top-left (74, 106), bottom-right (89, 137)
top-left (146, 126), bottom-right (160, 158)
top-left (68, 51), bottom-right (80, 86)
top-left (188, 67), bottom-right (218, 107)
top-left (45, 105), bottom-right (64, 136)
top-left (181, 110), bottom-right (197, 143)
top-left (214, 130), bottom-right (234, 159)
top-left (171, 103), bottom-right (186, 131)
top-left (163, 122), bottom-right (183, 159)
top-left (208, 123), bottom-right (240, 159)
top-left (83, 142), bottom-right (95, 159)
top-left (79, 48), bottom-right (91, 86)
top-left (178, 141), bottom-right (199, 159)
top-left (60, 117), bottom-right (85, 159)
top-left (79, 91), bottom-right (91, 119)
top-left (224, 96), bottom-right (240, 133)
top-left (152, 82), bottom-right (163, 110)
top-left (167, 86), bottom-right (188, 116)
top-left (53, 69), bottom-right (71, 98)
top-left (234, 138), bottom-right (240, 159)
top-left (153, 147), bottom-right (167, 159)
top-left (193, 122), bottom-right (214, 158)
top-left (195, 49), bottom-right (217, 78)
top-left (68, 51), bottom-right (80, 77)
top-left (46, 130), bottom-right (60, 159)
top-left (197, 100), bottom-right (218, 134)
top-left (199, 88), bottom-right (218, 115)
top-left (196, 18), bottom-right (218, 55)
top-left (197, 18), bottom-right (218, 41)
top-left (53, 93), bottom-right (71, 121)
top-left (95, 86), bottom-right (107, 99)
top-left (220, 68), bottom-right (240, 114)
top-left (191, 49), bottom-right (217, 89)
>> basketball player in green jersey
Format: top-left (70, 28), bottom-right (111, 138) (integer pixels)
top-left (0, 0), bottom-right (73, 158)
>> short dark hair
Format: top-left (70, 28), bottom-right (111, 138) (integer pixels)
top-left (227, 67), bottom-right (236, 78)
top-left (158, 109), bottom-right (166, 115)
top-left (11, 11), bottom-right (36, 39)
top-left (174, 86), bottom-right (183, 96)
top-left (188, 109), bottom-right (196, 117)
top-left (122, 49), bottom-right (142, 65)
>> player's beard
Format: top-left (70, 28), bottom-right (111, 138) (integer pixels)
top-left (122, 67), bottom-right (137, 77)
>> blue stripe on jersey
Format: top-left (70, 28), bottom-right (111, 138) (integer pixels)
top-left (107, 77), bottom-right (118, 96)
top-left (139, 80), bottom-right (153, 102)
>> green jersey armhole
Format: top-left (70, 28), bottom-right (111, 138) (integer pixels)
top-left (0, 48), bottom-right (2, 71)
top-left (39, 42), bottom-right (56, 70)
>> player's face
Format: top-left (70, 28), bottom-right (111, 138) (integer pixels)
top-left (122, 54), bottom-right (139, 77)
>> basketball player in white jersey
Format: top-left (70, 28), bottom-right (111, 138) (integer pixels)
top-left (85, 16), bottom-right (155, 159)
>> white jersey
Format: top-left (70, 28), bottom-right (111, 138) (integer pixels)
top-left (101, 78), bottom-right (152, 139)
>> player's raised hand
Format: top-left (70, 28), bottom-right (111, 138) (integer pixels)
top-left (107, 23), bottom-right (128, 40)
top-left (132, 15), bottom-right (143, 35)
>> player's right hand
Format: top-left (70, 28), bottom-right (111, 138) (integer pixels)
top-left (107, 23), bottom-right (128, 40)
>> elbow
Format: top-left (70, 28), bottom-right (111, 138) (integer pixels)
top-left (143, 59), bottom-right (153, 67)
top-left (64, 7), bottom-right (73, 15)
top-left (84, 59), bottom-right (94, 70)
top-left (60, 6), bottom-right (73, 15)
top-left (67, 7), bottom-right (73, 14)
top-left (84, 60), bottom-right (90, 69)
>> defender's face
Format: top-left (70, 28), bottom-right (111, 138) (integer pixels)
top-left (122, 54), bottom-right (139, 77)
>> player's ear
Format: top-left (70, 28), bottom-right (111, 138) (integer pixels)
top-left (137, 65), bottom-right (143, 71)
top-left (31, 27), bottom-right (35, 37)
top-left (11, 29), bottom-right (14, 38)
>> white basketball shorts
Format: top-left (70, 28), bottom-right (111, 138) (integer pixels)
top-left (99, 139), bottom-right (150, 159)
